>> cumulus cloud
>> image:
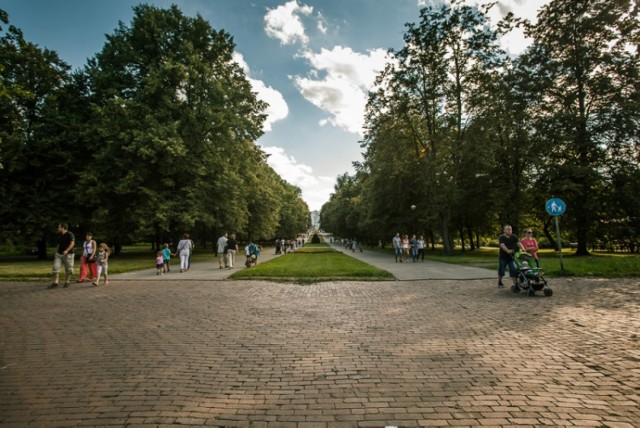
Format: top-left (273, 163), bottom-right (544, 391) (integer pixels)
top-left (233, 52), bottom-right (289, 132)
top-left (264, 0), bottom-right (314, 46)
top-left (460, 0), bottom-right (551, 55)
top-left (293, 46), bottom-right (389, 135)
top-left (261, 146), bottom-right (334, 211)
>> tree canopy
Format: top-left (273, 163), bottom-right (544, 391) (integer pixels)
top-left (321, 0), bottom-right (640, 254)
top-left (0, 5), bottom-right (310, 256)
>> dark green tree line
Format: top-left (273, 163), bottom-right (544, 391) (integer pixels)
top-left (0, 5), bottom-right (310, 255)
top-left (321, 0), bottom-right (640, 254)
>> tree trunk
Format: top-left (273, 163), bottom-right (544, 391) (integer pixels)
top-left (441, 215), bottom-right (453, 256)
top-left (37, 233), bottom-right (48, 260)
top-left (543, 217), bottom-right (556, 250)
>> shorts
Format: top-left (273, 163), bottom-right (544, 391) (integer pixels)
top-left (156, 263), bottom-right (165, 269)
top-left (394, 247), bottom-right (402, 255)
top-left (52, 252), bottom-right (74, 275)
top-left (498, 257), bottom-right (517, 278)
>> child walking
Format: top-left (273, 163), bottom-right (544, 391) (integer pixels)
top-left (161, 243), bottom-right (173, 272)
top-left (93, 243), bottom-right (110, 286)
top-left (156, 251), bottom-right (165, 275)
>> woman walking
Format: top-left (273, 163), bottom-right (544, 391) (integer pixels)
top-left (177, 233), bottom-right (193, 273)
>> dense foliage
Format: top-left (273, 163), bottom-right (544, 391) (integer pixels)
top-left (321, 0), bottom-right (640, 255)
top-left (0, 5), bottom-right (310, 257)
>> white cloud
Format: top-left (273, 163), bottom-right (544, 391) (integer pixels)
top-left (261, 146), bottom-right (334, 211)
top-left (264, 0), bottom-right (314, 46)
top-left (316, 11), bottom-right (328, 34)
top-left (293, 46), bottom-right (389, 135)
top-left (233, 52), bottom-right (289, 132)
top-left (460, 0), bottom-right (551, 55)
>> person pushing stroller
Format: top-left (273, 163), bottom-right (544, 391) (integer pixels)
top-left (497, 224), bottom-right (524, 288)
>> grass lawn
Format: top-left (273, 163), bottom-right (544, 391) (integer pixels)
top-left (0, 244), bottom-right (216, 281)
top-left (418, 247), bottom-right (640, 278)
top-left (230, 247), bottom-right (393, 283)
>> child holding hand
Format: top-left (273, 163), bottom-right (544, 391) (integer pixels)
top-left (156, 251), bottom-right (165, 275)
top-left (93, 243), bottom-right (110, 286)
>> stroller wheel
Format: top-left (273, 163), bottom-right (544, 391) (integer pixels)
top-left (511, 285), bottom-right (520, 293)
top-left (544, 288), bottom-right (553, 297)
top-left (528, 288), bottom-right (536, 297)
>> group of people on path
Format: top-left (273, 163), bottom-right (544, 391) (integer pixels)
top-left (216, 232), bottom-right (261, 269)
top-left (389, 225), bottom-right (540, 288)
top-left (498, 224), bottom-right (540, 288)
top-left (48, 224), bottom-right (265, 288)
top-left (48, 223), bottom-right (110, 289)
top-left (391, 232), bottom-right (426, 263)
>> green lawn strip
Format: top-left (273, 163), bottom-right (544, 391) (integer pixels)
top-left (0, 250), bottom-right (216, 281)
top-left (230, 252), bottom-right (394, 283)
top-left (412, 247), bottom-right (640, 278)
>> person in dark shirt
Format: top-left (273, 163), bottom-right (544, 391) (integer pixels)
top-left (49, 223), bottom-right (75, 289)
top-left (497, 224), bottom-right (522, 288)
top-left (225, 233), bottom-right (238, 269)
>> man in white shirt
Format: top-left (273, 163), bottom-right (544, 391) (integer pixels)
top-left (216, 233), bottom-right (228, 269)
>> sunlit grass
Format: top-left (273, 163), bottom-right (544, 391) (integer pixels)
top-left (0, 245), bottom-right (215, 281)
top-left (417, 247), bottom-right (640, 278)
top-left (231, 245), bottom-right (393, 283)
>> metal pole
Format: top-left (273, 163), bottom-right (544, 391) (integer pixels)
top-left (555, 215), bottom-right (564, 271)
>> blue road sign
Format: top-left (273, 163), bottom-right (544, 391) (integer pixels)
top-left (546, 198), bottom-right (566, 216)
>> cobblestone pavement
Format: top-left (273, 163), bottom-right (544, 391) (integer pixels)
top-left (1, 276), bottom-right (639, 427)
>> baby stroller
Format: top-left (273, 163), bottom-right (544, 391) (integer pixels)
top-left (511, 251), bottom-right (553, 297)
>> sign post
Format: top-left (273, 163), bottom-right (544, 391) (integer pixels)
top-left (545, 198), bottom-right (566, 271)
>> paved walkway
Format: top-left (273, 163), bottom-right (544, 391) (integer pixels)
top-left (1, 248), bottom-right (639, 427)
top-left (113, 243), bottom-right (497, 282)
top-left (112, 249), bottom-right (284, 282)
top-left (328, 243), bottom-right (496, 281)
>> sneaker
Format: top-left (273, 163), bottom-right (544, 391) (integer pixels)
top-left (498, 281), bottom-right (504, 288)
top-left (47, 283), bottom-right (58, 289)
top-left (63, 282), bottom-right (70, 288)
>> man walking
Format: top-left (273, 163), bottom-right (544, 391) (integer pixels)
top-left (49, 223), bottom-right (75, 289)
top-left (226, 233), bottom-right (238, 269)
top-left (498, 224), bottom-right (522, 288)
top-left (216, 232), bottom-right (228, 269)
top-left (392, 232), bottom-right (402, 262)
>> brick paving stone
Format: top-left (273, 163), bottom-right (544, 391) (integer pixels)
top-left (1, 276), bottom-right (639, 427)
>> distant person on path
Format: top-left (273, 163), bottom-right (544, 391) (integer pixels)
top-left (498, 224), bottom-right (522, 288)
top-left (78, 232), bottom-right (97, 283)
top-left (217, 233), bottom-right (228, 269)
top-left (161, 243), bottom-right (174, 272)
top-left (392, 232), bottom-right (402, 262)
top-left (401, 234), bottom-right (410, 263)
top-left (417, 235), bottom-right (425, 261)
top-left (226, 233), bottom-right (238, 269)
top-left (520, 229), bottom-right (540, 268)
top-left (244, 241), bottom-right (260, 267)
top-left (186, 232), bottom-right (194, 270)
top-left (156, 251), bottom-right (165, 276)
top-left (177, 233), bottom-right (193, 273)
top-left (49, 223), bottom-right (75, 289)
top-left (410, 234), bottom-right (418, 262)
top-left (93, 243), bottom-right (110, 286)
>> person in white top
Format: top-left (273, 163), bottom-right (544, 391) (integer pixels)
top-left (176, 233), bottom-right (193, 273)
top-left (216, 233), bottom-right (228, 269)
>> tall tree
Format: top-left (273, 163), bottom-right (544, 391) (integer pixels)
top-left (360, 1), bottom-right (504, 254)
top-left (526, 0), bottom-right (640, 255)
top-left (82, 4), bottom-right (268, 244)
top-left (0, 11), bottom-right (73, 257)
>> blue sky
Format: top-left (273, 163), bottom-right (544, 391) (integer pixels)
top-left (3, 0), bottom-right (549, 210)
